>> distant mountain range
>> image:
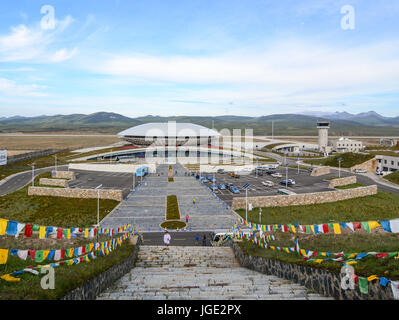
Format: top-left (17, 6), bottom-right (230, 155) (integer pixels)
top-left (0, 111), bottom-right (398, 136)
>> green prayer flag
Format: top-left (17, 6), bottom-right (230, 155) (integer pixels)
top-left (358, 277), bottom-right (369, 294)
top-left (35, 250), bottom-right (44, 263)
top-left (305, 225), bottom-right (311, 234)
top-left (388, 252), bottom-right (397, 258)
top-left (63, 228), bottom-right (68, 238)
top-left (32, 225), bottom-right (40, 232)
top-left (328, 223), bottom-right (334, 230)
top-left (361, 221), bottom-right (370, 232)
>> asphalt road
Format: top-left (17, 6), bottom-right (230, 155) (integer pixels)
top-left (0, 165), bottom-right (68, 197)
top-left (141, 232), bottom-right (215, 246)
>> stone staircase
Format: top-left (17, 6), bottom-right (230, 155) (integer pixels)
top-left (97, 246), bottom-right (332, 300)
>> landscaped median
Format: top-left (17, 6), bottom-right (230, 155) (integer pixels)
top-left (160, 195), bottom-right (187, 230)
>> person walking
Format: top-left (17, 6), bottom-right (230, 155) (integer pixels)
top-left (195, 234), bottom-right (200, 246)
top-left (186, 214), bottom-right (189, 223)
top-left (163, 231), bottom-right (171, 247)
top-left (192, 197), bottom-right (196, 205)
top-left (202, 235), bottom-right (207, 246)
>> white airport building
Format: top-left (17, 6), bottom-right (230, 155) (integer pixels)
top-left (333, 137), bottom-right (364, 153)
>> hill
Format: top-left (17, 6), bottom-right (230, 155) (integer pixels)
top-left (1, 112), bottom-right (399, 136)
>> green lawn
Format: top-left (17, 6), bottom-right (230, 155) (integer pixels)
top-left (160, 221), bottom-right (187, 230)
top-left (166, 195), bottom-right (180, 220)
top-left (334, 183), bottom-right (365, 190)
top-left (303, 153), bottom-right (374, 168)
top-left (236, 191), bottom-right (399, 225)
top-left (384, 171), bottom-right (399, 185)
top-left (238, 235), bottom-right (399, 280)
top-left (0, 174), bottom-right (119, 228)
top-left (0, 241), bottom-right (134, 300)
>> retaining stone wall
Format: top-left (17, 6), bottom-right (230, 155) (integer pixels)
top-left (52, 171), bottom-right (75, 179)
top-left (351, 158), bottom-right (377, 173)
top-left (39, 178), bottom-right (68, 187)
top-left (62, 237), bottom-right (141, 300)
top-left (28, 186), bottom-right (123, 201)
top-left (229, 240), bottom-right (394, 300)
top-left (231, 185), bottom-right (377, 210)
top-left (328, 176), bottom-right (357, 188)
top-left (310, 166), bottom-right (331, 176)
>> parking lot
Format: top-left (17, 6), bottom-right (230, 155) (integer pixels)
top-left (198, 167), bottom-right (351, 206)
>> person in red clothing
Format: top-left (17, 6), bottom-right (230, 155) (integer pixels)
top-left (186, 214), bottom-right (189, 223)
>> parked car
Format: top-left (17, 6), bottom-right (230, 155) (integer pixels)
top-left (354, 169), bottom-right (367, 173)
top-left (262, 181), bottom-right (274, 187)
top-left (230, 187), bottom-right (240, 194)
top-left (376, 170), bottom-right (384, 176)
top-left (210, 184), bottom-right (218, 191)
top-left (271, 173), bottom-right (283, 178)
top-left (280, 179), bottom-right (296, 186)
top-left (234, 174), bottom-right (240, 179)
top-left (219, 184), bottom-right (226, 190)
top-left (217, 169), bottom-right (225, 174)
top-left (266, 170), bottom-right (276, 175)
top-left (226, 183), bottom-right (234, 188)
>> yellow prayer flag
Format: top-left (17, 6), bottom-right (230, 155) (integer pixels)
top-left (84, 228), bottom-right (89, 238)
top-left (368, 275), bottom-right (379, 282)
top-left (346, 261), bottom-right (357, 265)
top-left (310, 225), bottom-right (315, 234)
top-left (68, 248), bottom-right (74, 258)
top-left (39, 226), bottom-right (46, 239)
top-left (314, 259), bottom-right (324, 264)
top-left (285, 248), bottom-right (290, 253)
top-left (89, 243), bottom-right (94, 252)
top-left (67, 259), bottom-right (74, 266)
top-left (368, 221), bottom-right (380, 231)
top-left (67, 229), bottom-right (71, 239)
top-left (0, 274), bottom-right (20, 282)
top-left (321, 252), bottom-right (327, 257)
top-left (348, 253), bottom-right (357, 259)
top-left (0, 249), bottom-right (9, 265)
top-left (300, 249), bottom-right (307, 256)
top-left (291, 225), bottom-right (296, 233)
top-left (43, 250), bottom-right (50, 261)
top-left (333, 223), bottom-right (341, 235)
top-left (0, 219), bottom-right (8, 236)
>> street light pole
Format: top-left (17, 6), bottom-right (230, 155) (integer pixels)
top-left (338, 158), bottom-right (342, 178)
top-left (245, 188), bottom-right (248, 222)
top-left (259, 208), bottom-right (262, 223)
top-left (95, 184), bottom-right (103, 231)
top-left (297, 155), bottom-right (300, 174)
top-left (285, 163), bottom-right (288, 189)
top-left (31, 164), bottom-right (35, 186)
top-left (54, 154), bottom-right (57, 172)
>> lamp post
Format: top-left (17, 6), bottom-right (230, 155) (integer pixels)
top-left (245, 187), bottom-right (248, 222)
top-left (297, 154), bottom-right (300, 174)
top-left (95, 184), bottom-right (103, 230)
top-left (53, 154), bottom-right (57, 172)
top-left (285, 163), bottom-right (289, 189)
top-left (259, 208), bottom-right (262, 223)
top-left (338, 157), bottom-right (343, 178)
top-left (132, 171), bottom-right (136, 191)
top-left (30, 163), bottom-right (35, 186)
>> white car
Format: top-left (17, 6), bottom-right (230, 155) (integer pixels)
top-left (271, 173), bottom-right (283, 178)
top-left (262, 181), bottom-right (274, 187)
top-left (354, 169), bottom-right (367, 173)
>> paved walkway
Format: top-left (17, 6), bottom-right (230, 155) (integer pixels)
top-left (97, 246), bottom-right (332, 300)
top-left (100, 163), bottom-right (238, 231)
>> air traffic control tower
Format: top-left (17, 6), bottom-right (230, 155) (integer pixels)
top-left (317, 121), bottom-right (330, 152)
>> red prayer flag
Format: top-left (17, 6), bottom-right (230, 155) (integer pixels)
top-left (60, 249), bottom-right (65, 259)
top-left (57, 228), bottom-right (63, 239)
top-left (24, 224), bottom-right (33, 238)
top-left (353, 222), bottom-right (361, 230)
top-left (82, 246), bottom-right (86, 254)
top-left (376, 253), bottom-right (388, 258)
top-left (322, 224), bottom-right (329, 233)
top-left (28, 250), bottom-right (36, 261)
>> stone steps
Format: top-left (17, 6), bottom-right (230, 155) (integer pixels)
top-left (97, 246), bottom-right (333, 300)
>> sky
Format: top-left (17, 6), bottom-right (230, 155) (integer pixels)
top-left (0, 0), bottom-right (399, 118)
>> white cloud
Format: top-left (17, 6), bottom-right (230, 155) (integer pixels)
top-left (0, 15), bottom-right (76, 63)
top-left (0, 78), bottom-right (48, 97)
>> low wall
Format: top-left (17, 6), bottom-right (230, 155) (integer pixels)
top-left (68, 163), bottom-right (157, 174)
top-left (7, 149), bottom-right (60, 165)
top-left (311, 166), bottom-right (331, 176)
top-left (52, 171), bottom-right (75, 179)
top-left (351, 158), bottom-right (377, 173)
top-left (28, 186), bottom-right (123, 201)
top-left (231, 185), bottom-right (377, 210)
top-left (328, 176), bottom-right (357, 188)
top-left (62, 237), bottom-right (141, 300)
top-left (229, 240), bottom-right (394, 300)
top-left (39, 178), bottom-right (68, 187)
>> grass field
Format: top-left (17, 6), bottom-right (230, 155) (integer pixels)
top-left (0, 135), bottom-right (119, 151)
top-left (160, 221), bottom-right (187, 230)
top-left (0, 241), bottom-right (134, 300)
top-left (0, 174), bottom-right (119, 228)
top-left (303, 153), bottom-right (374, 168)
top-left (384, 171), bottom-right (399, 185)
top-left (239, 233), bottom-right (399, 280)
top-left (236, 191), bottom-right (399, 225)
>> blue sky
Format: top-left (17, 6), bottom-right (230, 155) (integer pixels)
top-left (0, 0), bottom-right (399, 117)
